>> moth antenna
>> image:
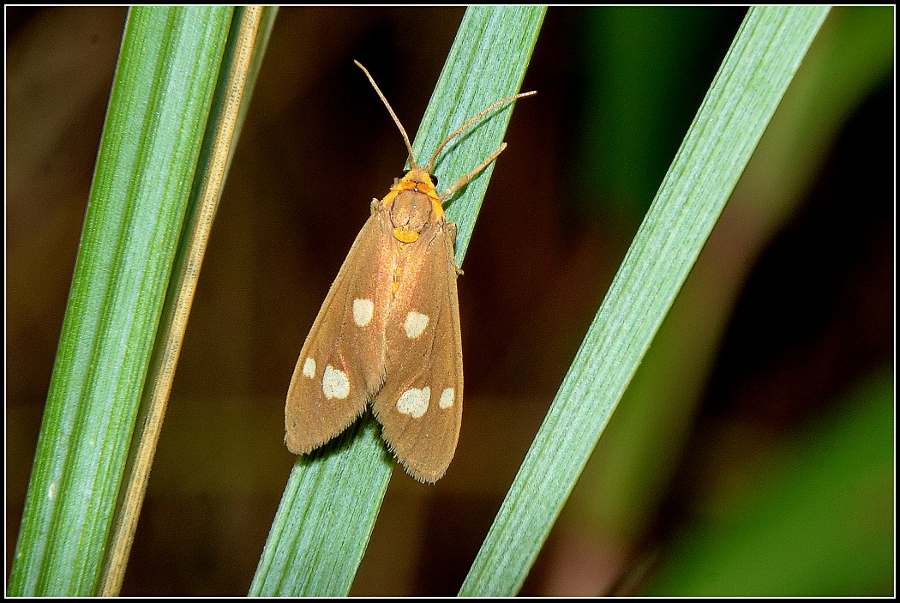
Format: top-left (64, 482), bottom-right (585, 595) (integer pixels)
top-left (440, 143), bottom-right (507, 203)
top-left (425, 90), bottom-right (536, 174)
top-left (355, 60), bottom-right (418, 168)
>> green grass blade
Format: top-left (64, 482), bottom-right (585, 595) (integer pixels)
top-left (250, 6), bottom-right (545, 597)
top-left (459, 6), bottom-right (830, 596)
top-left (7, 7), bottom-right (233, 596)
top-left (98, 7), bottom-right (277, 595)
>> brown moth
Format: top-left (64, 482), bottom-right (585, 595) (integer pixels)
top-left (285, 61), bottom-right (534, 482)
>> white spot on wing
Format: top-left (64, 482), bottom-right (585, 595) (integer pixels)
top-left (397, 386), bottom-right (431, 418)
top-left (302, 358), bottom-right (316, 378)
top-left (439, 388), bottom-right (454, 409)
top-left (322, 365), bottom-right (350, 399)
top-left (404, 311), bottom-right (429, 339)
top-left (353, 298), bottom-right (375, 327)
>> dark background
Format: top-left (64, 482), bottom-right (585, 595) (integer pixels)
top-left (6, 7), bottom-right (893, 596)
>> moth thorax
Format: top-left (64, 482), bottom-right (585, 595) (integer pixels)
top-left (391, 189), bottom-right (434, 233)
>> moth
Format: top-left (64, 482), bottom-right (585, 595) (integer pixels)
top-left (285, 61), bottom-right (534, 482)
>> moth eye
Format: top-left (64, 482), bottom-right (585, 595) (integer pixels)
top-left (430, 173), bottom-right (438, 186)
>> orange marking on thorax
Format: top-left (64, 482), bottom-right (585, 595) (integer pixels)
top-left (381, 170), bottom-right (444, 220)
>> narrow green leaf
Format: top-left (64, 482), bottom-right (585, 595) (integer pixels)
top-left (460, 6), bottom-right (830, 596)
top-left (98, 7), bottom-right (278, 595)
top-left (8, 6), bottom-right (233, 596)
top-left (250, 6), bottom-right (545, 597)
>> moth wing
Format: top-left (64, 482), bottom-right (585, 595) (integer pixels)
top-left (372, 221), bottom-right (464, 482)
top-left (285, 204), bottom-right (394, 454)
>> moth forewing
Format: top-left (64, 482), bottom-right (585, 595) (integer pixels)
top-left (284, 202), bottom-right (394, 454)
top-left (372, 219), bottom-right (464, 483)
